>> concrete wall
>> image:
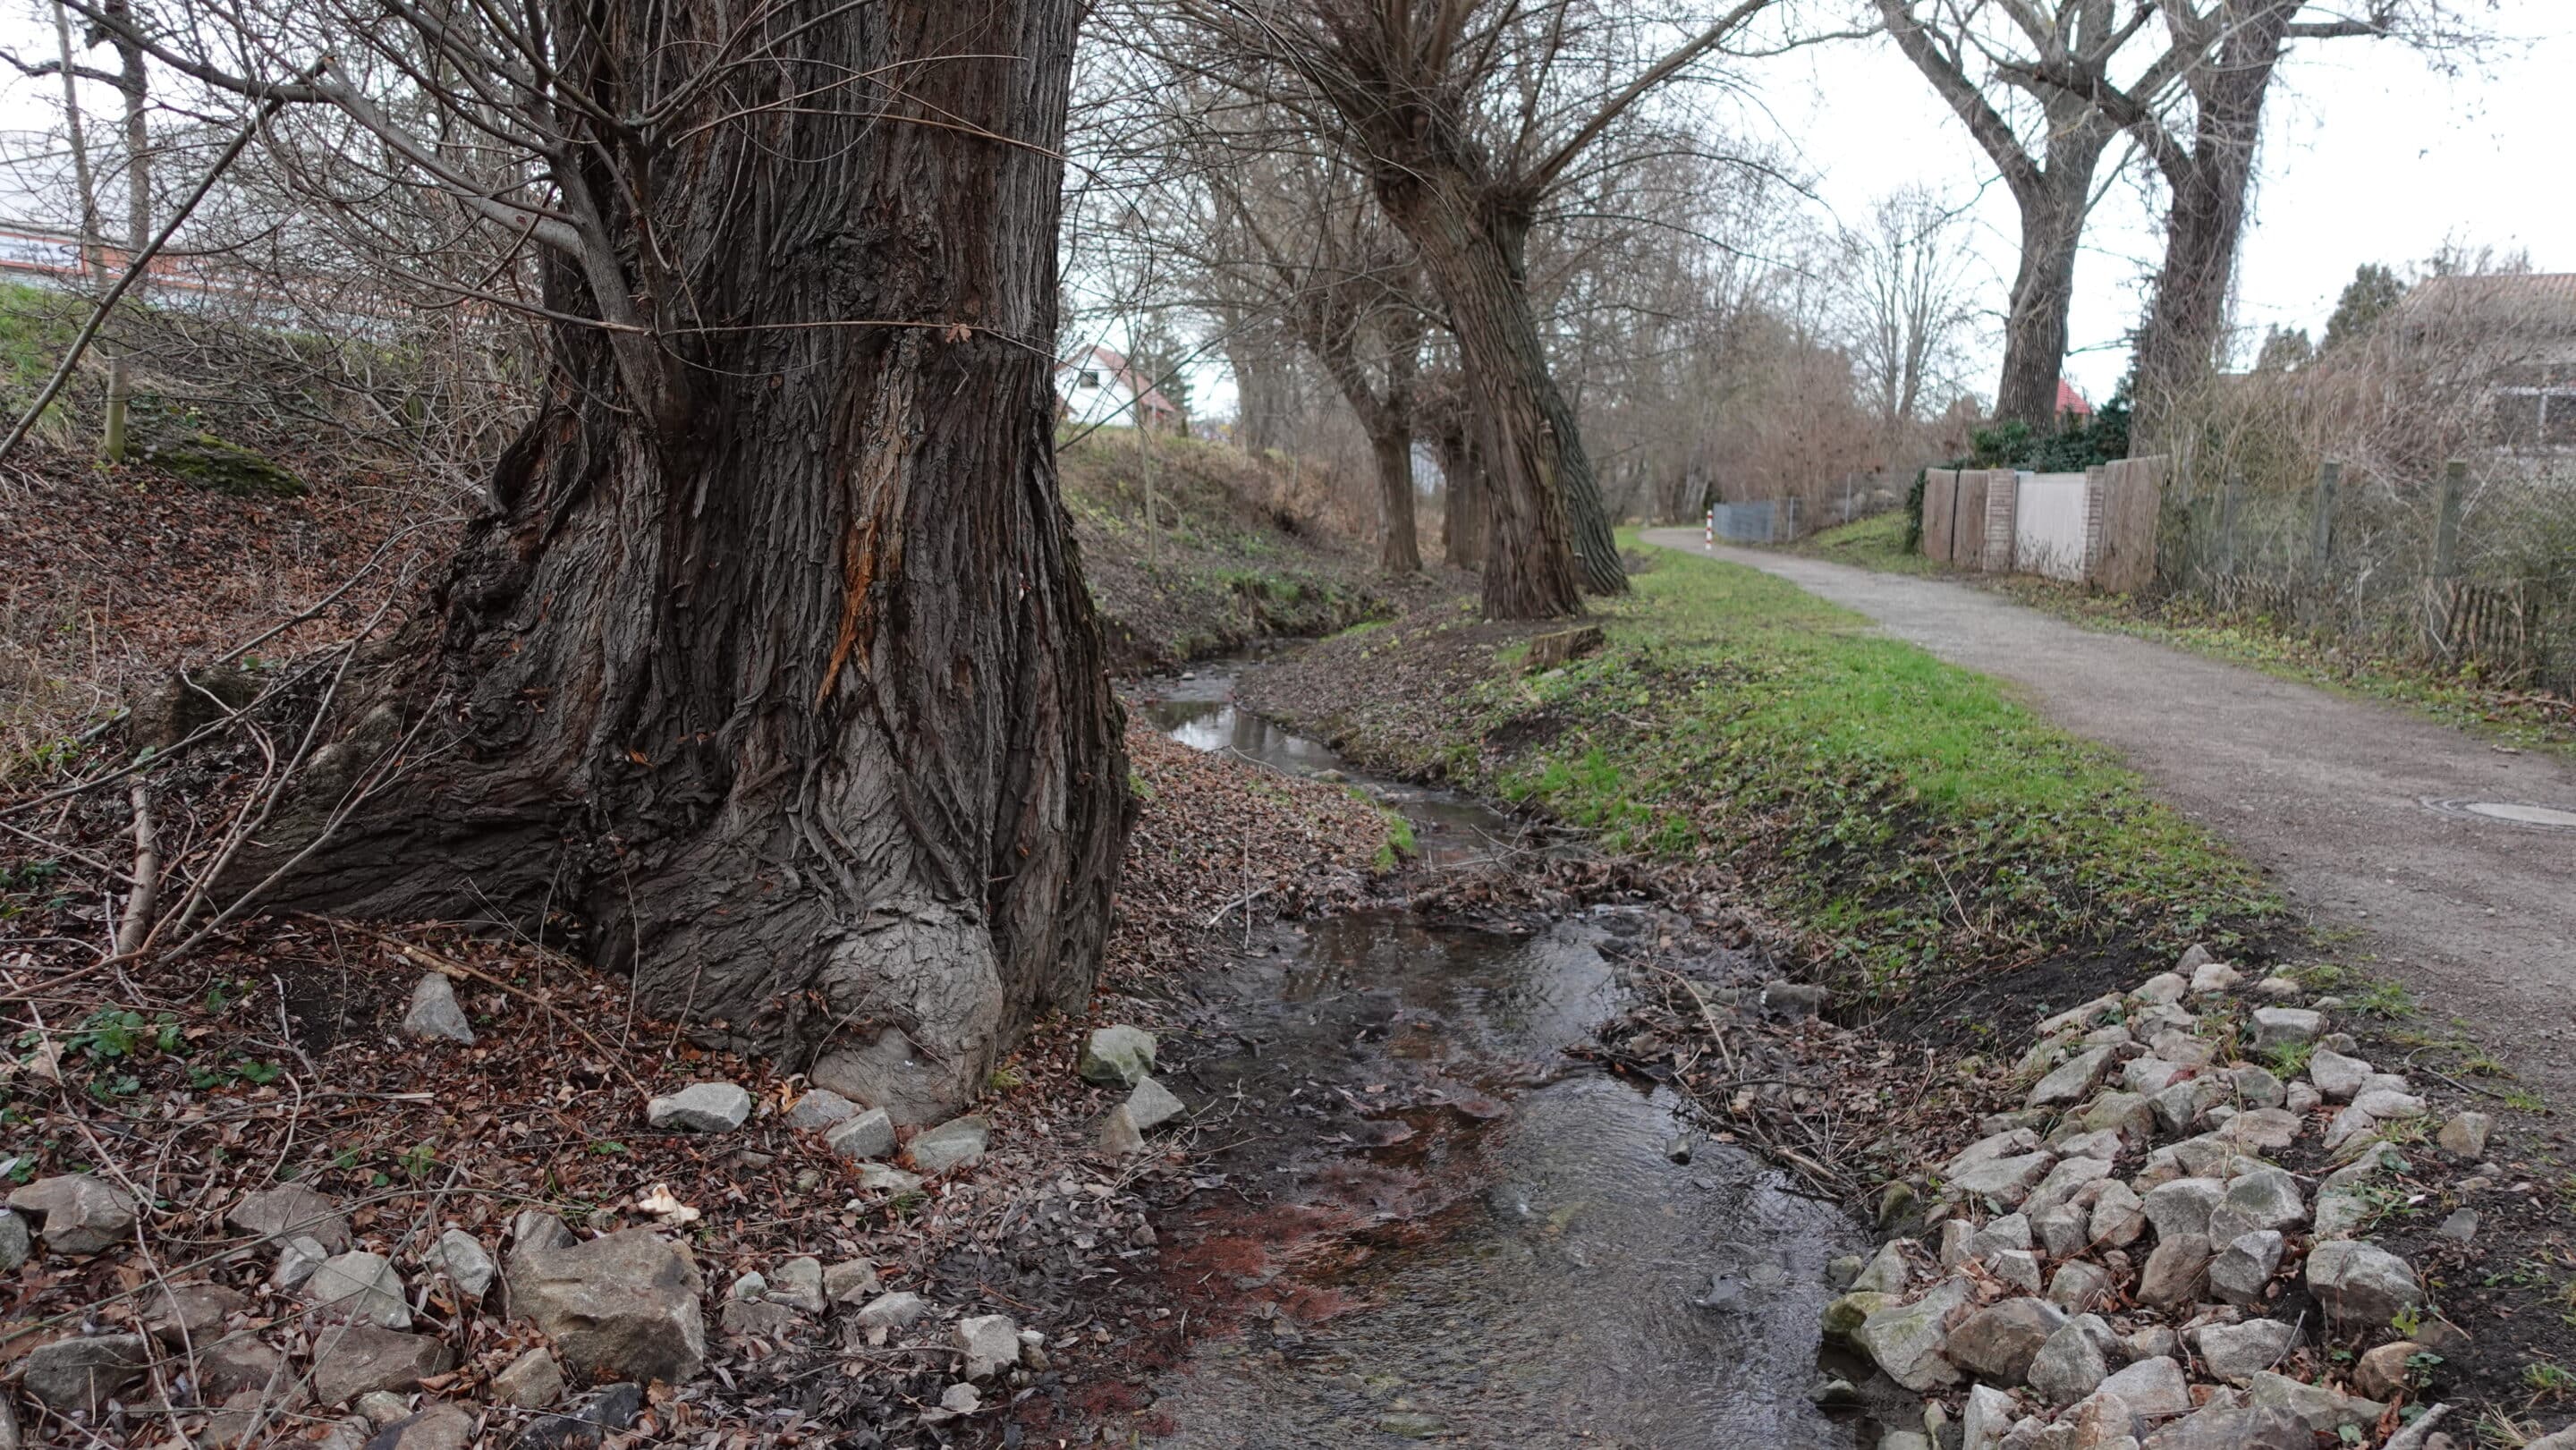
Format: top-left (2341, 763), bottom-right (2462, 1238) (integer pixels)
top-left (2014, 471), bottom-right (2093, 581)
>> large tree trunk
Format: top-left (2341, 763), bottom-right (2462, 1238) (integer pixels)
top-left (1367, 428), bottom-right (1420, 573)
top-left (239, 0), bottom-right (1127, 1125)
top-left (1377, 177), bottom-right (1623, 615)
top-left (1432, 411), bottom-right (1484, 569)
top-left (2131, 8), bottom-right (2292, 452)
top-left (1222, 311), bottom-right (1297, 455)
top-left (1995, 173), bottom-right (2090, 428)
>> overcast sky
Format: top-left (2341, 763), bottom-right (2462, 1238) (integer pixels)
top-left (0, 3), bottom-right (2563, 414)
top-left (1760, 0), bottom-right (2573, 403)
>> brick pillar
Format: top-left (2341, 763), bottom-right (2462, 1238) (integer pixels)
top-left (1983, 469), bottom-right (2019, 573)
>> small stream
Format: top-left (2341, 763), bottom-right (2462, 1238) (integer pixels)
top-left (1123, 673), bottom-right (1880, 1448)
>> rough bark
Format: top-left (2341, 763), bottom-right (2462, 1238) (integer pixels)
top-left (1996, 164), bottom-right (2096, 427)
top-left (1366, 429), bottom-right (1420, 574)
top-left (1428, 397), bottom-right (1485, 570)
top-left (236, 0), bottom-right (1127, 1124)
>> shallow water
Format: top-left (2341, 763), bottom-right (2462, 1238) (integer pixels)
top-left (1124, 676), bottom-right (1877, 1448)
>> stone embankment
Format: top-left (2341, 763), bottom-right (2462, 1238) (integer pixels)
top-left (1821, 949), bottom-right (2558, 1450)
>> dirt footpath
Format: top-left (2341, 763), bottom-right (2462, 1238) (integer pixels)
top-left (1640, 529), bottom-right (2576, 1107)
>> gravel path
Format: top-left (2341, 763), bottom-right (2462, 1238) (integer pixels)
top-left (1640, 528), bottom-right (2576, 1106)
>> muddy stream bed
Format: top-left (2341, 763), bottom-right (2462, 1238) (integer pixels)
top-left (1112, 672), bottom-right (1885, 1448)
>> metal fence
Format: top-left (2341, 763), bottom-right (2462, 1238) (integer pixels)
top-left (2158, 457), bottom-right (2576, 698)
top-left (1712, 498), bottom-right (1798, 543)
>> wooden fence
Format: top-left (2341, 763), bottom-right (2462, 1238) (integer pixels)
top-left (1919, 456), bottom-right (2167, 590)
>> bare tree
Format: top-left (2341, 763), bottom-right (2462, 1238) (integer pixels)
top-left (64, 0), bottom-right (1130, 1122)
top-left (1870, 0), bottom-right (2158, 430)
top-left (1131, 1), bottom-right (1804, 616)
top-left (1838, 185), bottom-right (1983, 434)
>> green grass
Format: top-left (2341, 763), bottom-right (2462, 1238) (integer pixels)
top-left (1472, 533), bottom-right (2276, 992)
top-left (1801, 511), bottom-right (1942, 577)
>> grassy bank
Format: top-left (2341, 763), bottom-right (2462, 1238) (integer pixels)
top-left (1801, 512), bottom-right (2576, 757)
top-left (1059, 428), bottom-right (1452, 670)
top-left (1241, 536), bottom-right (2279, 1000)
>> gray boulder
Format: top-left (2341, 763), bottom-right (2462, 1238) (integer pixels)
top-left (1944, 1297), bottom-right (2067, 1386)
top-left (2209, 1230), bottom-right (2285, 1306)
top-left (307, 1251), bottom-right (410, 1328)
top-left (1852, 1242), bottom-right (1911, 1295)
top-left (824, 1259), bottom-right (882, 1302)
top-left (2246, 1370), bottom-right (2385, 1435)
top-left (0, 1209), bottom-right (27, 1272)
top-left (1962, 1383), bottom-right (2017, 1450)
top-left (784, 1089), bottom-right (860, 1130)
top-left (365, 1403), bottom-right (475, 1450)
top-left (425, 1228), bottom-right (495, 1300)
top-left (272, 1234), bottom-right (332, 1290)
top-left (2139, 1404), bottom-right (2310, 1450)
top-left (826, 1107), bottom-right (897, 1162)
top-left (954, 1313), bottom-right (1021, 1379)
top-left (2192, 1318), bottom-right (2298, 1382)
top-left (505, 1227), bottom-right (706, 1383)
top-left (2140, 1177), bottom-right (2224, 1240)
top-left (402, 973), bottom-right (476, 1044)
top-left (511, 1209), bottom-right (577, 1252)
top-left (645, 1081), bottom-right (752, 1133)
top-left (1946, 1128), bottom-right (2043, 1178)
top-left (1949, 1152), bottom-right (2055, 1208)
top-left (853, 1291), bottom-right (929, 1330)
top-left (2250, 1007), bottom-right (2324, 1048)
top-left (2307, 1048), bottom-right (2371, 1100)
top-left (2436, 1111), bottom-right (2493, 1158)
top-left (1853, 1277), bottom-right (1974, 1391)
top-left (771, 1256), bottom-right (827, 1313)
top-left (2027, 1316), bottom-right (2112, 1403)
top-left (2025, 1157), bottom-right (2113, 1217)
top-left (1128, 1076), bottom-right (1187, 1132)
top-left (7, 1174), bottom-right (137, 1255)
top-left (309, 1324), bottom-right (452, 1407)
top-left (2029, 1047), bottom-right (2118, 1108)
top-left (491, 1346), bottom-right (564, 1409)
top-left (2136, 1234), bottom-right (2209, 1307)
top-left (229, 1183), bottom-right (352, 1252)
top-left (2088, 1181), bottom-right (2146, 1246)
top-left (910, 1115), bottom-right (990, 1174)
top-left (2046, 1261), bottom-right (2113, 1313)
top-left (1097, 1104), bottom-right (1146, 1157)
top-left (21, 1333), bottom-right (152, 1412)
top-left (1078, 1025), bottom-right (1157, 1086)
top-left (2307, 1239), bottom-right (2421, 1327)
top-left (2207, 1167), bottom-right (2304, 1245)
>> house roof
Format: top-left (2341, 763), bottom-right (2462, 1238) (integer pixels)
top-left (2055, 378), bottom-right (2093, 417)
top-left (1058, 343), bottom-right (1180, 419)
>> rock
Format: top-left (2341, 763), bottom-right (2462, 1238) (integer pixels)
top-left (825, 1107), bottom-right (897, 1161)
top-left (2123, 1057), bottom-right (2187, 1095)
top-left (2208, 1167), bottom-right (2304, 1245)
top-left (2284, 1081), bottom-right (2320, 1115)
top-left (401, 973), bottom-right (476, 1044)
top-left (2208, 1231), bottom-right (2284, 1306)
top-left (1972, 1213), bottom-right (2033, 1257)
top-left (823, 1259), bottom-right (881, 1302)
top-left (425, 1228), bottom-right (495, 1300)
top-left (1097, 1104), bottom-right (1147, 1157)
top-left (493, 1347), bottom-right (564, 1409)
top-left (1127, 1076), bottom-right (1186, 1132)
top-left (2192, 1318), bottom-right (2298, 1382)
top-left (911, 1115), bottom-right (991, 1174)
top-left (2123, 1327), bottom-right (2177, 1363)
top-left (2322, 1103), bottom-right (2379, 1153)
top-left (7, 1174), bottom-right (137, 1255)
top-left (1827, 1253), bottom-right (1866, 1290)
top-left (2246, 1371), bottom-right (2385, 1435)
top-left (853, 1163), bottom-right (923, 1194)
top-left (21, 1333), bottom-right (152, 1412)
top-left (1936, 1219), bottom-right (1979, 1271)
top-left (1963, 1384), bottom-right (2019, 1449)
top-left (730, 1270), bottom-right (769, 1301)
top-left (2436, 1112), bottom-right (2493, 1157)
top-left (2354, 1341), bottom-right (2422, 1400)
top-left (2252, 975), bottom-right (2300, 998)
top-left (2435, 1207), bottom-right (2479, 1242)
top-left (1991, 1249), bottom-right (2045, 1294)
top-left (2307, 1239), bottom-right (2421, 1327)
top-left (2132, 972), bottom-right (2189, 1006)
top-left (2038, 994), bottom-right (2125, 1036)
top-left (2138, 1404), bottom-right (2309, 1450)
top-left (645, 1081), bottom-right (752, 1133)
top-left (1945, 1297), bottom-right (2068, 1386)
top-left (2215, 1108), bottom-right (2299, 1153)
top-left (2048, 1261), bottom-right (2114, 1313)
top-left (1951, 1152), bottom-right (2056, 1208)
top-left (364, 1403), bottom-right (475, 1450)
top-left (1078, 1025), bottom-right (1157, 1086)
top-left (309, 1251), bottom-right (411, 1329)
top-left (2353, 1088), bottom-right (2428, 1120)
top-left (2096, 1355), bottom-right (2192, 1419)
top-left (2027, 1158), bottom-right (2114, 1217)
top-left (2029, 1317), bottom-right (2112, 1403)
top-left (195, 1333), bottom-right (286, 1398)
top-left (356, 1392), bottom-right (412, 1427)
top-left (2224, 1065), bottom-right (2285, 1110)
top-left (719, 1295), bottom-right (797, 1337)
top-left (1878, 1180), bottom-right (1924, 1232)
top-left (1854, 1277), bottom-right (1974, 1390)
top-left (853, 1291), bottom-right (928, 1330)
top-left (229, 1182), bottom-right (353, 1252)
top-left (1823, 1291), bottom-right (1893, 1340)
top-left (2148, 1078), bottom-right (2225, 1137)
top-left (1852, 1241), bottom-right (1912, 1295)
top-left (2136, 1234), bottom-right (2209, 1307)
top-left (310, 1325), bottom-right (453, 1407)
top-left (515, 1382), bottom-right (645, 1450)
top-left (1760, 979), bottom-right (1830, 1017)
top-left (954, 1314), bottom-right (1020, 1379)
top-left (1948, 1128), bottom-right (2044, 1178)
top-left (2029, 1047), bottom-right (2119, 1108)
top-left (0, 1210), bottom-right (26, 1273)
top-left (2140, 1178), bottom-right (2224, 1240)
top-left (2089, 1181), bottom-right (2146, 1246)
top-left (2250, 1008), bottom-right (2324, 1048)
top-left (942, 1382), bottom-right (986, 1416)
top-left (2031, 1205), bottom-right (2086, 1259)
top-left (504, 1227), bottom-right (706, 1384)
top-left (759, 1256), bottom-right (824, 1314)
top-left (783, 1089), bottom-right (860, 1130)
top-left (2307, 1049), bottom-right (2371, 1100)
top-left (2190, 962), bottom-right (2242, 995)
top-left (2147, 1030), bottom-right (2214, 1068)
top-left (145, 1282), bottom-right (248, 1345)
top-left (512, 1209), bottom-right (577, 1252)
top-left (274, 1234), bottom-right (333, 1290)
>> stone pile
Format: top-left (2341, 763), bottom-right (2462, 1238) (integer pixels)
top-left (1823, 949), bottom-right (2510, 1449)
